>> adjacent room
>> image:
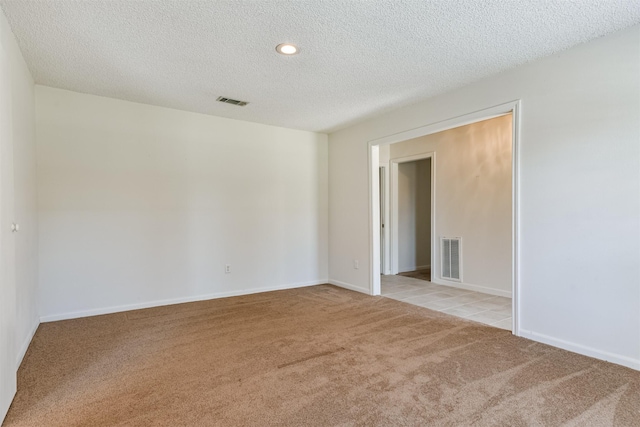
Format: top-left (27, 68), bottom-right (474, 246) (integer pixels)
top-left (1, 1), bottom-right (639, 426)
top-left (380, 115), bottom-right (513, 331)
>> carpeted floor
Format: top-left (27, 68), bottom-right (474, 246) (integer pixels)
top-left (4, 285), bottom-right (640, 426)
top-left (398, 269), bottom-right (431, 282)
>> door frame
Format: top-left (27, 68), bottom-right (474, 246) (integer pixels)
top-left (390, 153), bottom-right (435, 276)
top-left (378, 166), bottom-right (385, 275)
top-left (367, 100), bottom-right (521, 335)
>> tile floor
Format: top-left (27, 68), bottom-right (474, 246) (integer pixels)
top-left (381, 274), bottom-right (512, 331)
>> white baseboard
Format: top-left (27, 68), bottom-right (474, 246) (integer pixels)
top-left (518, 328), bottom-right (640, 371)
top-left (16, 319), bottom-right (40, 369)
top-left (398, 264), bottom-right (431, 273)
top-left (431, 278), bottom-right (511, 298)
top-left (40, 279), bottom-right (328, 323)
top-left (328, 279), bottom-right (370, 295)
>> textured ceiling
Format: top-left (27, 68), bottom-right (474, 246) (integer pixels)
top-left (1, 1), bottom-right (640, 133)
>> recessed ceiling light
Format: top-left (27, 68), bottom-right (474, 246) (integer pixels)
top-left (276, 43), bottom-right (299, 55)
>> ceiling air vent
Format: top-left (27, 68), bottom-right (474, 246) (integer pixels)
top-left (216, 96), bottom-right (248, 107)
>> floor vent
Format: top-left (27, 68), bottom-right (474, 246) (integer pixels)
top-left (441, 237), bottom-right (462, 281)
top-left (216, 96), bottom-right (249, 106)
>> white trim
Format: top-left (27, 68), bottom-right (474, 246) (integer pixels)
top-left (368, 100), bottom-right (521, 337)
top-left (390, 152), bottom-right (438, 163)
top-left (40, 280), bottom-right (327, 323)
top-left (431, 278), bottom-right (511, 298)
top-left (369, 145), bottom-right (381, 296)
top-left (511, 101), bottom-right (522, 336)
top-left (370, 109), bottom-right (512, 147)
top-left (15, 320), bottom-right (39, 370)
top-left (328, 279), bottom-right (370, 294)
top-left (519, 329), bottom-right (640, 371)
top-left (390, 152), bottom-right (436, 276)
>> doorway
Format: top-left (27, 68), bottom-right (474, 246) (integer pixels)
top-left (391, 155), bottom-right (433, 280)
top-left (397, 158), bottom-right (432, 281)
top-left (369, 101), bottom-right (520, 334)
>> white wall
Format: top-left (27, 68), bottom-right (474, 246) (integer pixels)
top-left (392, 116), bottom-right (511, 294)
top-left (328, 25), bottom-right (640, 369)
top-left (0, 9), bottom-right (38, 422)
top-left (397, 159), bottom-right (431, 272)
top-left (36, 86), bottom-right (328, 321)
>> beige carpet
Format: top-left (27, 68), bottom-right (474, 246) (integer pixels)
top-left (4, 285), bottom-right (639, 426)
top-left (398, 268), bottom-right (431, 282)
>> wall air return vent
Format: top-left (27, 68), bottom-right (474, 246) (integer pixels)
top-left (216, 96), bottom-right (249, 106)
top-left (441, 237), bottom-right (462, 282)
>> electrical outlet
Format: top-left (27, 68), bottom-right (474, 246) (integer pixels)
top-left (225, 264), bottom-right (231, 274)
top-left (354, 260), bottom-right (359, 269)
